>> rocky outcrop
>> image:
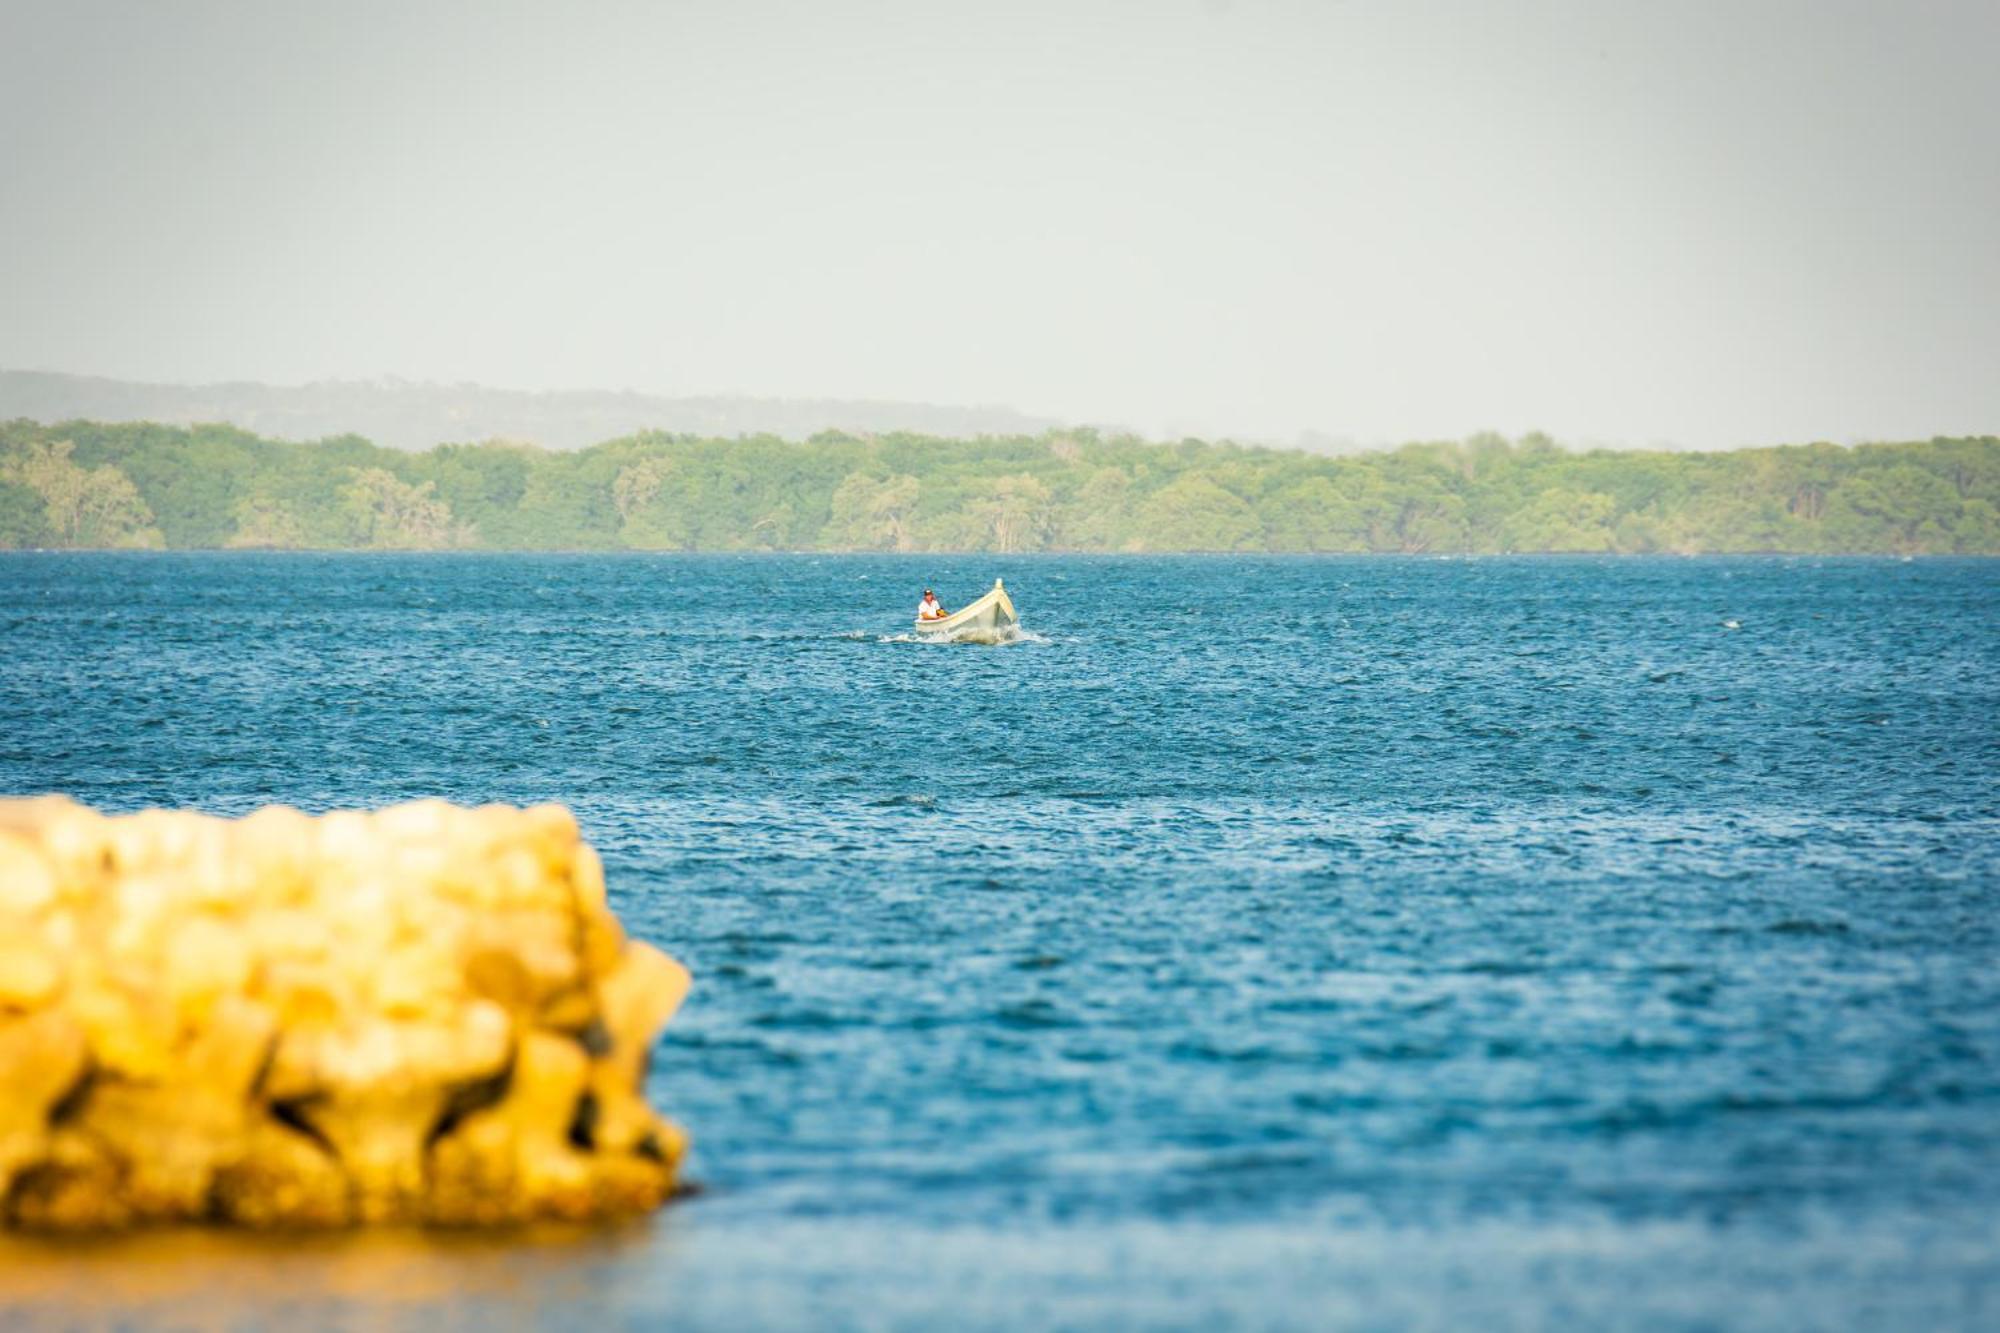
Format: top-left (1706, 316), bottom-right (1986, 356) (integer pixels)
top-left (0, 797), bottom-right (690, 1229)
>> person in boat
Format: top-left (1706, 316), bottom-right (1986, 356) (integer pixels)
top-left (917, 588), bottom-right (948, 621)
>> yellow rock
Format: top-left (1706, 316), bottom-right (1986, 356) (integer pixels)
top-left (70, 982), bottom-right (177, 1081)
top-left (596, 942), bottom-right (693, 1090)
top-left (0, 942), bottom-right (62, 1012)
top-left (4, 797), bottom-right (109, 893)
top-left (427, 1027), bottom-right (671, 1225)
top-left (76, 995), bottom-right (278, 1218)
top-left (255, 960), bottom-right (351, 1027)
top-left (243, 906), bottom-right (334, 962)
top-left (210, 1115), bottom-right (352, 1227)
top-left (464, 910), bottom-right (582, 1001)
top-left (234, 804), bottom-right (316, 903)
top-left (6, 1128), bottom-right (128, 1231)
top-left (571, 842), bottom-right (608, 910)
top-left (374, 798), bottom-right (456, 844)
top-left (523, 801), bottom-right (581, 844)
top-left (0, 1009), bottom-right (88, 1195)
top-left (586, 943), bottom-right (692, 1160)
top-left (0, 796), bottom-right (690, 1230)
top-left (0, 831), bottom-right (58, 914)
top-left (162, 916), bottom-right (253, 1020)
top-left (0, 794), bottom-right (74, 835)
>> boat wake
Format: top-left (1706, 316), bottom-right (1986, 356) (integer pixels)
top-left (875, 625), bottom-right (1047, 646)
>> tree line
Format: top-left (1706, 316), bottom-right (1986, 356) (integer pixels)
top-left (1, 419), bottom-right (1995, 554)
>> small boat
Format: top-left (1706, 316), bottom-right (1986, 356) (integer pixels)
top-left (915, 578), bottom-right (1018, 640)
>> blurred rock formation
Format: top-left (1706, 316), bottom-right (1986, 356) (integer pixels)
top-left (0, 797), bottom-right (689, 1228)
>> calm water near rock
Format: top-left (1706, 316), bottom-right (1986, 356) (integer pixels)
top-left (2, 552), bottom-right (1996, 1329)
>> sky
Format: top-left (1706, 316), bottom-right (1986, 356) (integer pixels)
top-left (1, 0), bottom-right (1995, 448)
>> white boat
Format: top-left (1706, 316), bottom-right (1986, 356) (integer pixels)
top-left (915, 578), bottom-right (1018, 640)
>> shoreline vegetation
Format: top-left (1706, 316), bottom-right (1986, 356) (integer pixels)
top-left (2, 418), bottom-right (1994, 555)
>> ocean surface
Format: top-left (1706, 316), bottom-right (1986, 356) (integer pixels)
top-left (1, 553), bottom-right (1996, 1331)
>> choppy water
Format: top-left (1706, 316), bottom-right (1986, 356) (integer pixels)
top-left (1, 553), bottom-right (1996, 1330)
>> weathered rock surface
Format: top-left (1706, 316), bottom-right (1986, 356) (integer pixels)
top-left (0, 796), bottom-right (690, 1229)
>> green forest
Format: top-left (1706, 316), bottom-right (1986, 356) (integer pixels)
top-left (2, 418), bottom-right (1995, 554)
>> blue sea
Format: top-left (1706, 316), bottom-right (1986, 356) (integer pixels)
top-left (1, 553), bottom-right (1996, 1331)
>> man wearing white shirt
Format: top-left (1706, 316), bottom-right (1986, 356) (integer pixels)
top-left (917, 589), bottom-right (948, 621)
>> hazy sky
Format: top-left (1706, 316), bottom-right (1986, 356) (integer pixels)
top-left (2, 0), bottom-right (1995, 447)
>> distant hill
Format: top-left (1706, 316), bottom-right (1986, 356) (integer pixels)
top-left (0, 369), bottom-right (1064, 451)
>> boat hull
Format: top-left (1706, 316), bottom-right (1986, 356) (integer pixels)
top-left (915, 580), bottom-right (1018, 640)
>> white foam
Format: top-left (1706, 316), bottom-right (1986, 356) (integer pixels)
top-left (878, 624), bottom-right (1049, 646)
